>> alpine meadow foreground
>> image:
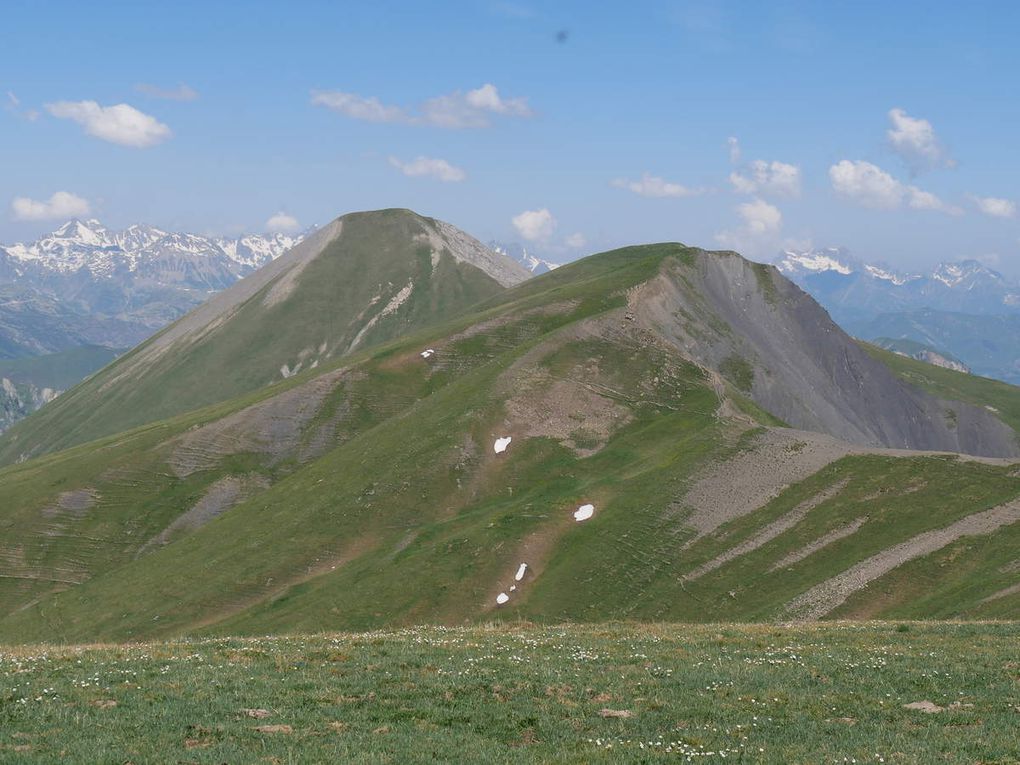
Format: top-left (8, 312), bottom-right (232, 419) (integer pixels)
top-left (2, 623), bottom-right (1019, 764)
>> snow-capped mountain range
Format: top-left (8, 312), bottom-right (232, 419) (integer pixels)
top-left (0, 218), bottom-right (305, 359)
top-left (488, 241), bottom-right (561, 275)
top-left (775, 248), bottom-right (1020, 317)
top-left (775, 247), bottom-right (1020, 385)
top-left (1, 218), bottom-right (301, 282)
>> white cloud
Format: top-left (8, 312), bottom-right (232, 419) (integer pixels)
top-left (829, 159), bottom-right (958, 214)
top-left (310, 91), bottom-right (408, 123)
top-left (830, 160), bottom-right (902, 209)
top-left (727, 136), bottom-right (741, 164)
top-left (11, 191), bottom-right (91, 221)
top-left (135, 83), bottom-right (198, 101)
top-left (906, 187), bottom-right (961, 215)
top-left (738, 198), bottom-right (782, 234)
top-left (971, 195), bottom-right (1016, 219)
top-left (464, 84), bottom-right (530, 116)
top-left (730, 159), bottom-right (801, 198)
top-left (312, 83), bottom-right (531, 129)
top-left (45, 100), bottom-right (172, 147)
top-left (887, 107), bottom-right (953, 171)
top-left (512, 208), bottom-right (556, 241)
top-left (612, 172), bottom-right (704, 198)
top-left (565, 232), bottom-right (587, 248)
top-left (388, 156), bottom-right (466, 182)
top-left (6, 91), bottom-right (19, 108)
top-left (265, 212), bottom-right (300, 233)
top-left (715, 198), bottom-right (783, 257)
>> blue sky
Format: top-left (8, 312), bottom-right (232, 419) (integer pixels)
top-left (4, 0), bottom-right (1020, 273)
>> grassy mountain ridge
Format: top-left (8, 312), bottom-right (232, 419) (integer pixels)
top-left (0, 209), bottom-right (525, 465)
top-left (0, 237), bottom-right (1019, 642)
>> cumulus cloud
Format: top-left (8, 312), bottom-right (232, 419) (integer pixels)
top-left (388, 155), bottom-right (466, 182)
top-left (135, 83), bottom-right (198, 101)
top-left (45, 100), bottom-right (172, 147)
top-left (971, 195), bottom-right (1016, 219)
top-left (11, 191), bottom-right (91, 221)
top-left (611, 172), bottom-right (704, 198)
top-left (512, 208), bottom-right (556, 241)
top-left (737, 198), bottom-right (782, 233)
top-left (887, 108), bottom-right (953, 172)
top-left (829, 159), bottom-right (959, 214)
top-left (715, 198), bottom-right (783, 257)
top-left (311, 83), bottom-right (531, 129)
top-left (265, 212), bottom-right (301, 233)
top-left (730, 159), bottom-right (801, 198)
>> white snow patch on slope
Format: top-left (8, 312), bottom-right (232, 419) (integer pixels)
top-left (496, 592), bottom-right (510, 605)
top-left (515, 563), bottom-right (528, 581)
top-left (574, 503), bottom-right (595, 522)
top-left (494, 436), bottom-right (512, 454)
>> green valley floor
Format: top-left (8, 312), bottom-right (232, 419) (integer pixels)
top-left (2, 622), bottom-right (1018, 763)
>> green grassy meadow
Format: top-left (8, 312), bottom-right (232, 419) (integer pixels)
top-left (2, 623), bottom-right (1018, 763)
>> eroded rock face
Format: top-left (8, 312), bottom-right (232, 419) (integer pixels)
top-left (633, 252), bottom-right (1019, 457)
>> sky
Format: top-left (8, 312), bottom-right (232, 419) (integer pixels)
top-left (3, 0), bottom-right (1020, 273)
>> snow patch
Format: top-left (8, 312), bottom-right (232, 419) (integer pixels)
top-left (515, 562), bottom-right (528, 581)
top-left (493, 436), bottom-right (512, 454)
top-left (574, 503), bottom-right (595, 522)
top-left (420, 349), bottom-right (435, 359)
top-left (495, 592), bottom-right (510, 605)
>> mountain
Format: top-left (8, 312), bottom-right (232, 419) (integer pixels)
top-left (776, 248), bottom-right (1020, 383)
top-left (0, 209), bottom-right (529, 463)
top-left (489, 241), bottom-right (561, 275)
top-left (0, 227), bottom-right (1018, 643)
top-left (871, 337), bottom-right (970, 373)
top-left (776, 248), bottom-right (1020, 318)
top-left (0, 218), bottom-right (303, 359)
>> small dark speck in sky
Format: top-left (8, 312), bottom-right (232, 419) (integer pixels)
top-left (556, 29), bottom-right (569, 43)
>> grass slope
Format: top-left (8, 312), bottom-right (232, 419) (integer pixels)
top-left (3, 623), bottom-right (1019, 763)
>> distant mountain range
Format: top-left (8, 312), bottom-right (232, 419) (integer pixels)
top-left (775, 248), bottom-right (1020, 383)
top-left (0, 219), bottom-right (303, 430)
top-left (0, 218), bottom-right (303, 357)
